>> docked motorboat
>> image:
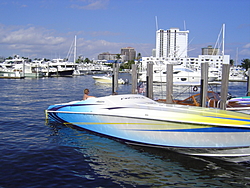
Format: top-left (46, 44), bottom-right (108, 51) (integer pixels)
top-left (139, 66), bottom-right (218, 83)
top-left (0, 71), bottom-right (24, 79)
top-left (0, 57), bottom-right (44, 78)
top-left (92, 74), bottom-right (126, 84)
top-left (40, 58), bottom-right (75, 77)
top-left (226, 96), bottom-right (250, 114)
top-left (46, 94), bottom-right (250, 163)
top-left (167, 91), bottom-right (250, 114)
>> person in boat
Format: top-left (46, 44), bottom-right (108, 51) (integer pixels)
top-left (83, 89), bottom-right (95, 100)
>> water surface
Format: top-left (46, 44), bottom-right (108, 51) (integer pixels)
top-left (0, 74), bottom-right (249, 187)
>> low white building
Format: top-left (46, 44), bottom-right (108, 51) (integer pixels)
top-left (141, 55), bottom-right (230, 71)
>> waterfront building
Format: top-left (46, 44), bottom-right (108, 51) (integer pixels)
top-left (98, 48), bottom-right (136, 62)
top-left (98, 52), bottom-right (118, 61)
top-left (202, 45), bottom-right (219, 55)
top-left (121, 47), bottom-right (136, 61)
top-left (141, 55), bottom-right (229, 70)
top-left (156, 28), bottom-right (189, 58)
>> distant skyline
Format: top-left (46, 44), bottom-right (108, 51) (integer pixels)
top-left (0, 0), bottom-right (249, 64)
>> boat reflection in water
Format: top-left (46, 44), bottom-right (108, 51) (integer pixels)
top-left (46, 94), bottom-right (250, 163)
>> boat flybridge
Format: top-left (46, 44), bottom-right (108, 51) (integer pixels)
top-left (46, 94), bottom-right (250, 163)
top-left (139, 65), bottom-right (218, 83)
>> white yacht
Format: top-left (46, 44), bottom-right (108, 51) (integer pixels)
top-left (139, 65), bottom-right (218, 83)
top-left (0, 56), bottom-right (43, 78)
top-left (40, 58), bottom-right (75, 77)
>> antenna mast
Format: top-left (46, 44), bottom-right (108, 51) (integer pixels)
top-left (222, 24), bottom-right (225, 58)
top-left (155, 16), bottom-right (158, 30)
top-left (74, 35), bottom-right (77, 63)
top-left (236, 47), bottom-right (238, 66)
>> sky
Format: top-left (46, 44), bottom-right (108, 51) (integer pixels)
top-left (0, 0), bottom-right (249, 64)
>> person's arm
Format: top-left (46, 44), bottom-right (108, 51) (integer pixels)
top-left (83, 94), bottom-right (88, 100)
top-left (83, 94), bottom-right (95, 100)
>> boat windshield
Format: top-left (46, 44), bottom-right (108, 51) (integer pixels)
top-left (174, 67), bottom-right (193, 72)
top-left (207, 92), bottom-right (220, 100)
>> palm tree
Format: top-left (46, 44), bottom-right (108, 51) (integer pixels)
top-left (84, 58), bottom-right (91, 63)
top-left (137, 53), bottom-right (141, 61)
top-left (241, 59), bottom-right (250, 70)
top-left (115, 54), bottom-right (121, 63)
top-left (230, 59), bottom-right (234, 66)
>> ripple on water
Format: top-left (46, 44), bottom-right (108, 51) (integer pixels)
top-left (1, 75), bottom-right (250, 187)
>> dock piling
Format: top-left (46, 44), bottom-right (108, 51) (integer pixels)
top-left (220, 63), bottom-right (230, 110)
top-left (200, 63), bottom-right (209, 107)
top-left (131, 64), bottom-right (137, 94)
top-left (112, 63), bottom-right (119, 93)
top-left (146, 63), bottom-right (153, 99)
top-left (166, 64), bottom-right (173, 103)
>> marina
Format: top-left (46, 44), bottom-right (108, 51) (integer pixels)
top-left (0, 55), bottom-right (113, 79)
top-left (1, 74), bottom-right (250, 187)
top-left (0, 0), bottom-right (249, 187)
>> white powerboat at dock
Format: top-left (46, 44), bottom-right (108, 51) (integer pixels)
top-left (46, 94), bottom-right (250, 163)
top-left (139, 66), bottom-right (218, 83)
top-left (92, 74), bottom-right (126, 84)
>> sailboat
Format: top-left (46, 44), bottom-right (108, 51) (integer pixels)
top-left (41, 36), bottom-right (77, 77)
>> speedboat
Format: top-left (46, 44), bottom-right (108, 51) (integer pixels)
top-left (226, 96), bottom-right (250, 114)
top-left (46, 94), bottom-right (250, 162)
top-left (92, 74), bottom-right (126, 84)
top-left (166, 91), bottom-right (250, 114)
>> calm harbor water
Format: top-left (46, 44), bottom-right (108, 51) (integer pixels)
top-left (1, 73), bottom-right (250, 188)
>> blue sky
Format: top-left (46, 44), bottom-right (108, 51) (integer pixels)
top-left (0, 0), bottom-right (249, 63)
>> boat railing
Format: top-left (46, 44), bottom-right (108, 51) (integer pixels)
top-left (207, 99), bottom-right (216, 108)
top-left (207, 99), bottom-right (223, 109)
top-left (217, 100), bottom-right (221, 108)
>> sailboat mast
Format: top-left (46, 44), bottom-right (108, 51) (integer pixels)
top-left (222, 24), bottom-right (225, 58)
top-left (236, 47), bottom-right (238, 66)
top-left (73, 35), bottom-right (77, 63)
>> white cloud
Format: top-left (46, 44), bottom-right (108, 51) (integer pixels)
top-left (243, 43), bottom-right (250, 49)
top-left (240, 48), bottom-right (250, 57)
top-left (90, 31), bottom-right (121, 37)
top-left (0, 26), bottom-right (65, 45)
top-left (0, 25), bottom-right (69, 58)
top-left (0, 23), bottom-right (153, 59)
top-left (237, 43), bottom-right (250, 58)
top-left (71, 0), bottom-right (109, 10)
top-left (21, 4), bottom-right (28, 8)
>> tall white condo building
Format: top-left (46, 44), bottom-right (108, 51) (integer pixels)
top-left (142, 26), bottom-right (229, 71)
top-left (156, 28), bottom-right (189, 58)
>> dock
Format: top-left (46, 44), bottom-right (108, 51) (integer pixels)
top-left (0, 72), bottom-right (25, 79)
